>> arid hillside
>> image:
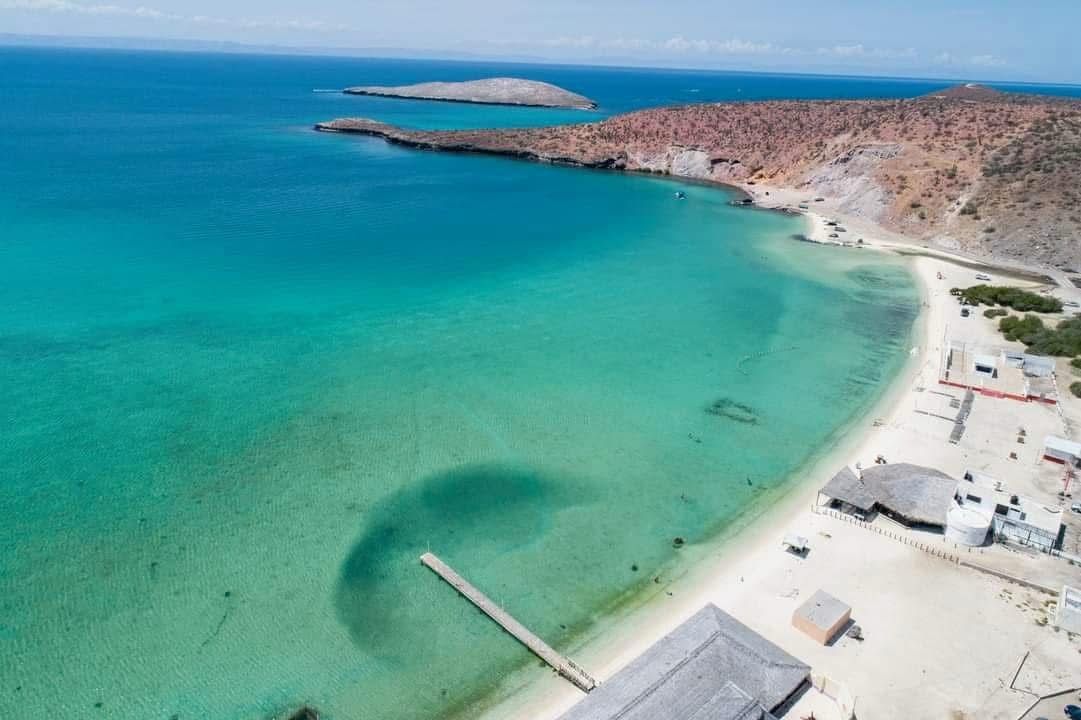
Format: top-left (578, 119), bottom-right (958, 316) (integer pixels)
top-left (318, 86), bottom-right (1081, 271)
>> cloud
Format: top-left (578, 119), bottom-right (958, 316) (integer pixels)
top-left (0, 0), bottom-right (351, 32)
top-left (817, 44), bottom-right (917, 60)
top-left (550, 35), bottom-right (790, 56)
top-left (934, 50), bottom-right (1007, 68)
top-left (969, 54), bottom-right (1005, 67)
top-left (547, 35), bottom-right (596, 49)
top-left (541, 34), bottom-right (931, 62)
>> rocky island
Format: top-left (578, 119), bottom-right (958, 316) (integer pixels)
top-left (318, 85), bottom-right (1081, 270)
top-left (342, 77), bottom-right (597, 109)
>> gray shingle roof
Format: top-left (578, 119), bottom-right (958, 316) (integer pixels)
top-left (557, 604), bottom-right (808, 720)
top-left (821, 463), bottom-right (956, 527)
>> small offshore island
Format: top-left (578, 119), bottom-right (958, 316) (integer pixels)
top-left (342, 77), bottom-right (597, 109)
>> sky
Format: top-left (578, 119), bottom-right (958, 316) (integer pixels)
top-left (2, 0), bottom-right (1080, 83)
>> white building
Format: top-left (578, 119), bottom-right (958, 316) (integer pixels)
top-left (951, 472), bottom-right (1064, 552)
top-left (1002, 351), bottom-right (1055, 377)
top-left (972, 353), bottom-right (998, 378)
top-left (1043, 436), bottom-right (1081, 466)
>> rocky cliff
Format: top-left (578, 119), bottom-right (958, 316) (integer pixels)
top-left (318, 86), bottom-right (1081, 271)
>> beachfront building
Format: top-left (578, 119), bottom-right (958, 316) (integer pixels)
top-left (557, 604), bottom-right (810, 720)
top-left (952, 472), bottom-right (1064, 552)
top-left (819, 463), bottom-right (956, 529)
top-left (1002, 351), bottom-right (1055, 377)
top-left (1043, 435), bottom-right (1081, 467)
top-left (941, 341), bottom-right (1058, 403)
top-left (791, 590), bottom-right (852, 646)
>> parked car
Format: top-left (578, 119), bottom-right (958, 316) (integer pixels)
top-left (961, 308), bottom-right (971, 317)
top-left (1064, 704), bottom-right (1081, 720)
top-left (975, 273), bottom-right (992, 281)
top-left (1071, 502), bottom-right (1081, 514)
top-left (1065, 300), bottom-right (1080, 308)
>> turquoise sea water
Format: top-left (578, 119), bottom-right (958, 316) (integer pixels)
top-left (9, 48), bottom-right (1072, 719)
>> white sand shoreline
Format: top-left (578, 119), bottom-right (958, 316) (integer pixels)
top-left (469, 200), bottom-right (934, 720)
top-left (469, 186), bottom-right (1081, 720)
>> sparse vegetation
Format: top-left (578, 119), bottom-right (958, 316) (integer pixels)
top-left (999, 314), bottom-right (1081, 356)
top-left (951, 285), bottom-right (1063, 313)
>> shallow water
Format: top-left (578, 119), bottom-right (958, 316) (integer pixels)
top-left (0, 48), bottom-right (974, 719)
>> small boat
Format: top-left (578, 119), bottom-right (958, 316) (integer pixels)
top-left (674, 191), bottom-right (687, 200)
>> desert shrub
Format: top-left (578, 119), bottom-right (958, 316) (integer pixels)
top-left (999, 314), bottom-right (1045, 343)
top-left (957, 285), bottom-right (1062, 313)
top-left (1071, 381), bottom-right (1081, 399)
top-left (1072, 357), bottom-right (1081, 370)
top-left (1000, 315), bottom-right (1081, 356)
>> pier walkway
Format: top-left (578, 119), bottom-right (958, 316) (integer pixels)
top-left (419, 552), bottom-right (597, 693)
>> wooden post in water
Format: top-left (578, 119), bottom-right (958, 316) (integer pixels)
top-left (419, 552), bottom-right (597, 693)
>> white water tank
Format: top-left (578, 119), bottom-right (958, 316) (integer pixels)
top-left (946, 502), bottom-right (992, 546)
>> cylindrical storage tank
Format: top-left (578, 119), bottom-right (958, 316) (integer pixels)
top-left (946, 502), bottom-right (991, 546)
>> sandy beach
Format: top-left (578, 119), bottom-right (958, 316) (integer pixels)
top-left (474, 188), bottom-right (1081, 720)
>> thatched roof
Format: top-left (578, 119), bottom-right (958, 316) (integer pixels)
top-left (820, 466), bottom-right (876, 511)
top-left (822, 463), bottom-right (956, 526)
top-left (557, 604), bottom-right (808, 720)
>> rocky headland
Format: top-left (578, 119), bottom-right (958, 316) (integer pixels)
top-left (342, 78), bottom-right (597, 109)
top-left (318, 85), bottom-right (1081, 271)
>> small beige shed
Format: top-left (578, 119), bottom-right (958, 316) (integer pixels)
top-left (792, 590), bottom-right (851, 645)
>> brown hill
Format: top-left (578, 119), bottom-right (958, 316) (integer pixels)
top-left (318, 88), bottom-right (1081, 270)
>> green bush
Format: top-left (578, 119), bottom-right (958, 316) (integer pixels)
top-left (1072, 357), bottom-right (1081, 370)
top-left (999, 314), bottom-right (1045, 343)
top-left (999, 315), bottom-right (1081, 356)
top-left (984, 308), bottom-right (1008, 318)
top-left (1071, 381), bottom-right (1081, 399)
top-left (956, 285), bottom-right (1063, 313)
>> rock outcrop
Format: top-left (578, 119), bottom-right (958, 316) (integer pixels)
top-left (318, 86), bottom-right (1081, 270)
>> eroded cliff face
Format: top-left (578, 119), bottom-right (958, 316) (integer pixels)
top-left (627, 146), bottom-right (713, 179)
top-left (317, 87), bottom-right (1081, 271)
top-left (800, 144), bottom-right (901, 226)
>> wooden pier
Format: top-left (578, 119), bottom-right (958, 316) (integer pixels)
top-left (419, 552), bottom-right (597, 693)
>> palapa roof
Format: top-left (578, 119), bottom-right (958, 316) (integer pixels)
top-left (820, 466), bottom-right (876, 511)
top-left (821, 463), bottom-right (956, 526)
top-left (557, 604), bottom-right (809, 720)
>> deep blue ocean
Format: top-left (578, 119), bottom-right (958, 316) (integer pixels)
top-left (1, 47), bottom-right (1073, 720)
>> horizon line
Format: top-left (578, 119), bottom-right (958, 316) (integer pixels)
top-left (4, 31), bottom-right (1081, 89)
